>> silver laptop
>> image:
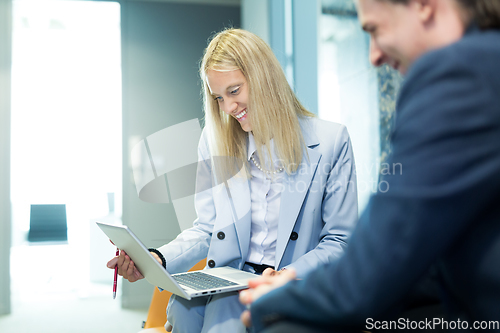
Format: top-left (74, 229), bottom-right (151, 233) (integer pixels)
top-left (96, 222), bottom-right (257, 300)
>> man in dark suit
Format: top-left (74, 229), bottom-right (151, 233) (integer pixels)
top-left (239, 0), bottom-right (500, 332)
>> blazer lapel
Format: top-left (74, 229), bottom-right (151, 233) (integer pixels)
top-left (275, 119), bottom-right (321, 267)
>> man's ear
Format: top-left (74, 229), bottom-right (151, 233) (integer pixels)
top-left (412, 0), bottom-right (437, 23)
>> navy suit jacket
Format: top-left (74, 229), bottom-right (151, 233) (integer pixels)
top-left (250, 26), bottom-right (500, 331)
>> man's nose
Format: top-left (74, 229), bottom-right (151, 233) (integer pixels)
top-left (369, 38), bottom-right (386, 67)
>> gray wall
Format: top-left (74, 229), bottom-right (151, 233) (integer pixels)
top-left (121, 1), bottom-right (240, 309)
top-left (241, 0), bottom-right (269, 43)
top-left (0, 0), bottom-right (12, 316)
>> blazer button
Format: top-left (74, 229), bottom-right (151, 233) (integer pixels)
top-left (290, 231), bottom-right (298, 241)
top-left (217, 231), bottom-right (225, 240)
top-left (208, 259), bottom-right (215, 268)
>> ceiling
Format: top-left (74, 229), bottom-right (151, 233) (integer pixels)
top-left (126, 0), bottom-right (241, 6)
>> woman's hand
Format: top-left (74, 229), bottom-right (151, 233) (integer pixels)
top-left (239, 268), bottom-right (297, 327)
top-left (106, 250), bottom-right (144, 282)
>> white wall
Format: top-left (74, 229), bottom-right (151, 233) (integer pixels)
top-left (0, 0), bottom-right (12, 316)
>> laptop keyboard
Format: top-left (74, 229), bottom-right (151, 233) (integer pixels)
top-left (173, 271), bottom-right (238, 291)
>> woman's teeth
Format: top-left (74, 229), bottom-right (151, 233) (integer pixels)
top-left (236, 109), bottom-right (247, 119)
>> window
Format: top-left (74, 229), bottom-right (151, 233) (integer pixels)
top-left (318, 4), bottom-right (380, 212)
top-left (11, 0), bottom-right (122, 299)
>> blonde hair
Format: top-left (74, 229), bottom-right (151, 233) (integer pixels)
top-left (200, 28), bottom-right (315, 179)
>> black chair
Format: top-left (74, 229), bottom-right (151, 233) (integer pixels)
top-left (28, 204), bottom-right (68, 242)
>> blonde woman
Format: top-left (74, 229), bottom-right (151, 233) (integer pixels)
top-left (108, 28), bottom-right (358, 333)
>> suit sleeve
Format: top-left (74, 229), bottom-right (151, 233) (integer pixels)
top-left (250, 48), bottom-right (498, 331)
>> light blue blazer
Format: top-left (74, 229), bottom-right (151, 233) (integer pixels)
top-left (158, 117), bottom-right (358, 279)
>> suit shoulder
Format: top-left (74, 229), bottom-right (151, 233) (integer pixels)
top-left (301, 116), bottom-right (347, 138)
top-left (399, 29), bottom-right (500, 122)
top-left (300, 117), bottom-right (351, 155)
top-left (407, 29), bottom-right (500, 84)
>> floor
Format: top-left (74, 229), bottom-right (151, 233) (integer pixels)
top-left (0, 243), bottom-right (149, 333)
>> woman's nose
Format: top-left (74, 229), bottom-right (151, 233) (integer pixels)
top-left (222, 99), bottom-right (238, 114)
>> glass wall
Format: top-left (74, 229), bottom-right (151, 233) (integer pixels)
top-left (318, 0), bottom-right (379, 212)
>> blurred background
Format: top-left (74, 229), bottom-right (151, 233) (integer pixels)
top-left (0, 0), bottom-right (401, 332)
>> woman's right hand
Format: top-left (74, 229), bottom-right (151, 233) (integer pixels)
top-left (107, 250), bottom-right (144, 283)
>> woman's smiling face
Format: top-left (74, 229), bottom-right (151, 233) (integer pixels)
top-left (206, 69), bottom-right (251, 132)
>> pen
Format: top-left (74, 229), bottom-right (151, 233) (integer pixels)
top-left (113, 248), bottom-right (119, 299)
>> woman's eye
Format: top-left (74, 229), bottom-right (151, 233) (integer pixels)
top-left (230, 87), bottom-right (240, 94)
top-left (214, 96), bottom-right (223, 101)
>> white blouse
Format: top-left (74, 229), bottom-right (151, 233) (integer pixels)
top-left (246, 133), bottom-right (284, 266)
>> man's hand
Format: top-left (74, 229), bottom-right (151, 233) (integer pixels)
top-left (261, 267), bottom-right (284, 277)
top-left (239, 269), bottom-right (297, 327)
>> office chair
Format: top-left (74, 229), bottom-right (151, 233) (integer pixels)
top-left (28, 204), bottom-right (68, 242)
top-left (138, 259), bottom-right (206, 333)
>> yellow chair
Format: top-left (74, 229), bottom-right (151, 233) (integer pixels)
top-left (139, 259), bottom-right (207, 333)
